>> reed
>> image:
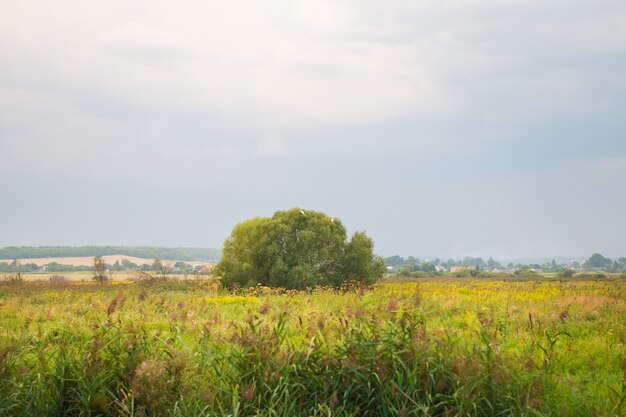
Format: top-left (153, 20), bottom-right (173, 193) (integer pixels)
top-left (0, 279), bottom-right (625, 416)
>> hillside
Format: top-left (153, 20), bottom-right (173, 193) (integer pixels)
top-left (0, 246), bottom-right (221, 262)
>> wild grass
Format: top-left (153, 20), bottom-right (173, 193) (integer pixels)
top-left (0, 279), bottom-right (625, 416)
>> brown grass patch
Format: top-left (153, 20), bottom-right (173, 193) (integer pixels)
top-left (554, 295), bottom-right (613, 311)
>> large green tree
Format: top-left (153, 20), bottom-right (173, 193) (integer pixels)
top-left (215, 208), bottom-right (385, 289)
top-left (584, 253), bottom-right (612, 269)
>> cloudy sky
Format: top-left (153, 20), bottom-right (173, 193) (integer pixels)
top-left (1, 0), bottom-right (625, 259)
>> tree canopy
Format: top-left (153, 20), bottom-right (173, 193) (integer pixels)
top-left (584, 253), bottom-right (612, 269)
top-left (215, 208), bottom-right (385, 289)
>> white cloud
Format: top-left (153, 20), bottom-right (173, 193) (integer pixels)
top-left (0, 0), bottom-right (457, 129)
top-left (257, 135), bottom-right (290, 157)
top-left (96, 22), bottom-right (192, 59)
top-left (0, 0), bottom-right (625, 187)
top-left (2, 0), bottom-right (624, 136)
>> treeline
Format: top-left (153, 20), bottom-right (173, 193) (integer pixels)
top-left (384, 252), bottom-right (626, 274)
top-left (385, 255), bottom-right (504, 271)
top-left (0, 262), bottom-right (91, 273)
top-left (0, 259), bottom-right (208, 274)
top-left (0, 246), bottom-right (221, 262)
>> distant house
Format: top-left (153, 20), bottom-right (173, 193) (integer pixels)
top-left (450, 265), bottom-right (476, 273)
top-left (435, 265), bottom-right (446, 272)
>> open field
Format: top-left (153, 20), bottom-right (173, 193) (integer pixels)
top-left (7, 271), bottom-right (623, 284)
top-left (7, 272), bottom-right (209, 283)
top-left (1, 279), bottom-right (625, 416)
top-left (11, 272), bottom-right (138, 282)
top-left (0, 255), bottom-right (212, 268)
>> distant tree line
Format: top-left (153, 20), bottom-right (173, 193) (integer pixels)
top-left (0, 261), bottom-right (90, 273)
top-left (384, 255), bottom-right (504, 275)
top-left (582, 253), bottom-right (626, 272)
top-left (385, 253), bottom-right (626, 274)
top-left (0, 246), bottom-right (221, 262)
top-left (0, 258), bottom-right (207, 274)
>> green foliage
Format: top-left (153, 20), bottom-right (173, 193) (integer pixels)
top-left (463, 256), bottom-right (487, 268)
top-left (574, 272), bottom-right (608, 279)
top-left (558, 268), bottom-right (576, 278)
top-left (152, 258), bottom-right (172, 280)
top-left (584, 253), bottom-right (612, 269)
top-left (486, 256), bottom-right (503, 269)
top-left (383, 255), bottom-right (422, 267)
top-left (120, 259), bottom-right (138, 269)
top-left (92, 256), bottom-right (110, 284)
top-left (1, 280), bottom-right (625, 416)
top-left (216, 208), bottom-right (385, 289)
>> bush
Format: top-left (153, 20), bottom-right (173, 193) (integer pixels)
top-left (575, 272), bottom-right (607, 279)
top-left (92, 256), bottom-right (110, 283)
top-left (215, 208), bottom-right (385, 290)
top-left (407, 270), bottom-right (429, 278)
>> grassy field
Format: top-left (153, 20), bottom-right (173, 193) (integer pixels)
top-left (11, 272), bottom-right (136, 283)
top-left (1, 279), bottom-right (625, 416)
top-left (12, 272), bottom-right (208, 283)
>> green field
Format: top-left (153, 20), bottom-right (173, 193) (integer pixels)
top-left (1, 279), bottom-right (625, 416)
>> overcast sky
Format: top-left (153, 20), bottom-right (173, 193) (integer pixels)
top-left (1, 0), bottom-right (625, 259)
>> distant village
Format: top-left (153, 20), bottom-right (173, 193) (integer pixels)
top-left (384, 253), bottom-right (626, 276)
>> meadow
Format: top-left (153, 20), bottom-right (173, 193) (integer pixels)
top-left (12, 272), bottom-right (209, 283)
top-left (0, 278), bottom-right (625, 416)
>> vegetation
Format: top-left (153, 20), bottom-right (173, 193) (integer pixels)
top-left (385, 253), bottom-right (626, 274)
top-left (558, 268), bottom-right (575, 278)
top-left (584, 253), bottom-right (613, 269)
top-left (92, 256), bottom-right (111, 284)
top-left (0, 246), bottom-right (221, 263)
top-left (0, 261), bottom-right (92, 273)
top-left (0, 279), bottom-right (625, 416)
top-left (0, 259), bottom-right (209, 275)
top-left (216, 208), bottom-right (385, 289)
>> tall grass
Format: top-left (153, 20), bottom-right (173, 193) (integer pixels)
top-left (0, 279), bottom-right (625, 416)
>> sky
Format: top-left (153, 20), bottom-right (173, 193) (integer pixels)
top-left (1, 0), bottom-right (625, 259)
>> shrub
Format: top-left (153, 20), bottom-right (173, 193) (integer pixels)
top-left (216, 208), bottom-right (385, 289)
top-left (575, 272), bottom-right (607, 279)
top-left (131, 354), bottom-right (187, 416)
top-left (92, 256), bottom-right (110, 283)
